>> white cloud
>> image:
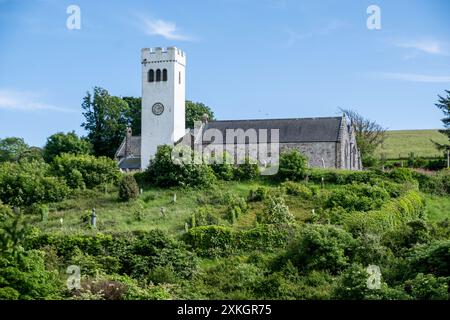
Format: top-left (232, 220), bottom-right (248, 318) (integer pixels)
top-left (372, 72), bottom-right (450, 83)
top-left (142, 17), bottom-right (193, 41)
top-left (395, 39), bottom-right (448, 55)
top-left (0, 89), bottom-right (74, 112)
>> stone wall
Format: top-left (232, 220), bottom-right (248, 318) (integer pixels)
top-left (280, 142), bottom-right (337, 169)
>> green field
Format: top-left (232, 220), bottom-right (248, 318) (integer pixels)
top-left (375, 129), bottom-right (447, 159)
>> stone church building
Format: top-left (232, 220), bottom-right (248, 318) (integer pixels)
top-left (115, 47), bottom-right (361, 171)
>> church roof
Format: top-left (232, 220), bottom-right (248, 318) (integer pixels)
top-left (202, 116), bottom-right (344, 143)
top-left (115, 136), bottom-right (141, 159)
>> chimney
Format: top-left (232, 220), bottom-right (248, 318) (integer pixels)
top-left (125, 127), bottom-right (132, 157)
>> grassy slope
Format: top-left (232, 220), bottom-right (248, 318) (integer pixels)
top-left (424, 194), bottom-right (450, 222)
top-left (375, 129), bottom-right (447, 159)
top-left (29, 180), bottom-right (317, 237)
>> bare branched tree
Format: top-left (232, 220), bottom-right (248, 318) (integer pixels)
top-left (339, 108), bottom-right (386, 165)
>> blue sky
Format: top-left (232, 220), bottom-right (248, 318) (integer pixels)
top-left (0, 0), bottom-right (449, 147)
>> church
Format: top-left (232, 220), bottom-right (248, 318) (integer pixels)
top-left (115, 47), bottom-right (362, 172)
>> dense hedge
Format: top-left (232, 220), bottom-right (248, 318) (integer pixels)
top-left (0, 160), bottom-right (69, 206)
top-left (343, 190), bottom-right (425, 235)
top-left (52, 153), bottom-right (121, 189)
top-left (183, 225), bottom-right (295, 257)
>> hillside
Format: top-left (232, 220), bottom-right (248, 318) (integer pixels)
top-left (375, 129), bottom-right (447, 159)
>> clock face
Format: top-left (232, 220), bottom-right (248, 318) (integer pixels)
top-left (152, 102), bottom-right (164, 116)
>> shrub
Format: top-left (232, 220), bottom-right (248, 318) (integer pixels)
top-left (0, 249), bottom-right (63, 299)
top-left (247, 187), bottom-right (268, 202)
top-left (184, 224), bottom-right (293, 257)
top-left (277, 150), bottom-right (307, 181)
top-left (52, 153), bottom-right (120, 189)
top-left (325, 183), bottom-right (390, 212)
top-left (343, 191), bottom-right (425, 235)
top-left (209, 152), bottom-right (234, 181)
top-left (119, 175), bottom-right (140, 201)
top-left (147, 145), bottom-right (216, 187)
top-left (388, 167), bottom-right (414, 183)
top-left (403, 240), bottom-right (450, 278)
top-left (284, 224), bottom-right (356, 274)
top-left (257, 196), bottom-right (294, 225)
top-left (404, 273), bottom-right (448, 300)
top-left (281, 181), bottom-right (313, 199)
top-left (233, 157), bottom-right (259, 181)
top-left (187, 207), bottom-right (219, 228)
top-left (0, 160), bottom-right (69, 206)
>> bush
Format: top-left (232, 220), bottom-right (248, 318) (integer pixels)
top-left (0, 249), bottom-right (63, 299)
top-left (147, 145), bottom-right (216, 187)
top-left (0, 160), bottom-right (69, 206)
top-left (277, 150), bottom-right (307, 181)
top-left (257, 196), bottom-right (294, 225)
top-left (187, 207), bottom-right (219, 228)
top-left (119, 175), bottom-right (140, 201)
top-left (184, 225), bottom-right (293, 257)
top-left (281, 181), bottom-right (313, 199)
top-left (388, 168), bottom-right (414, 183)
top-left (209, 152), bottom-right (234, 181)
top-left (403, 240), bottom-right (450, 278)
top-left (52, 153), bottom-right (120, 189)
top-left (404, 273), bottom-right (448, 300)
top-left (325, 183), bottom-right (390, 212)
top-left (247, 187), bottom-right (268, 202)
top-left (233, 157), bottom-right (259, 181)
top-left (284, 224), bottom-right (356, 274)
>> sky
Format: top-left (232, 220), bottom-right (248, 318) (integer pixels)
top-left (0, 0), bottom-right (449, 147)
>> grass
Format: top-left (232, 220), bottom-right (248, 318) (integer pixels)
top-left (375, 129), bottom-right (447, 159)
top-left (424, 194), bottom-right (450, 222)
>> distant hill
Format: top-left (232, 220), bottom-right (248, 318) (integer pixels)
top-left (375, 129), bottom-right (448, 159)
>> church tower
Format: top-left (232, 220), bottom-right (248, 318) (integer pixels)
top-left (140, 47), bottom-right (186, 169)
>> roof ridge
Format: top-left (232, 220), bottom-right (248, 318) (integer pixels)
top-left (208, 116), bottom-right (342, 123)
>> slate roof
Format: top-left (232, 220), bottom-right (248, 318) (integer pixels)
top-left (115, 136), bottom-right (141, 158)
top-left (118, 157), bottom-right (141, 170)
top-left (202, 117), bottom-right (344, 144)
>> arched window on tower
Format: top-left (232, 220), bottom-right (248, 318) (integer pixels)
top-left (156, 69), bottom-right (161, 82)
top-left (148, 69), bottom-right (154, 82)
top-left (163, 69), bottom-right (168, 81)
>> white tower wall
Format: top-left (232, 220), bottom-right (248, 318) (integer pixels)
top-left (140, 47), bottom-right (186, 169)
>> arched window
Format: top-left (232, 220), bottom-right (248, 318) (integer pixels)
top-left (156, 69), bottom-right (161, 82)
top-left (163, 69), bottom-right (168, 81)
top-left (148, 69), bottom-right (154, 82)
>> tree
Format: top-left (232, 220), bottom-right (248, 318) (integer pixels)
top-left (185, 100), bottom-right (215, 128)
top-left (277, 150), bottom-right (307, 181)
top-left (0, 137), bottom-right (29, 162)
top-left (339, 108), bottom-right (386, 167)
top-left (433, 90), bottom-right (450, 167)
top-left (81, 87), bottom-right (130, 158)
top-left (122, 96), bottom-right (142, 135)
top-left (43, 131), bottom-right (92, 162)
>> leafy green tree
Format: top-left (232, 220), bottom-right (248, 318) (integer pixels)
top-left (81, 87), bottom-right (130, 158)
top-left (0, 137), bottom-right (29, 162)
top-left (433, 90), bottom-right (450, 165)
top-left (285, 224), bottom-right (356, 274)
top-left (435, 90), bottom-right (450, 140)
top-left (277, 150), bottom-right (307, 181)
top-left (51, 153), bottom-right (121, 189)
top-left (43, 131), bottom-right (92, 162)
top-left (185, 100), bottom-right (215, 128)
top-left (118, 174), bottom-right (140, 201)
top-left (0, 160), bottom-right (69, 206)
top-left (122, 97), bottom-right (142, 135)
top-left (339, 108), bottom-right (386, 167)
